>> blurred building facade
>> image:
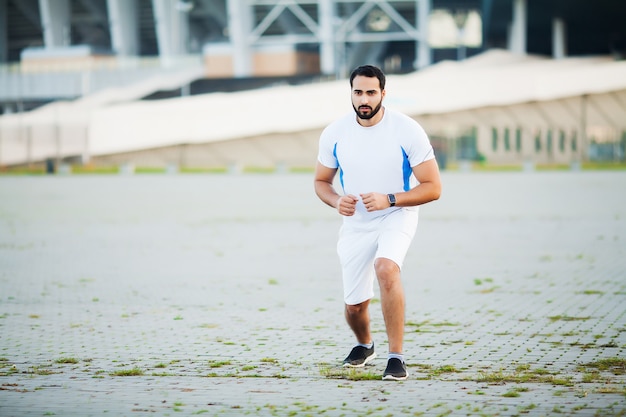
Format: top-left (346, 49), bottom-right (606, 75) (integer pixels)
top-left (0, 0), bottom-right (625, 169)
top-left (3, 0), bottom-right (625, 110)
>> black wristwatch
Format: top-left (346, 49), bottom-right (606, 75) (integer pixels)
top-left (387, 194), bottom-right (396, 207)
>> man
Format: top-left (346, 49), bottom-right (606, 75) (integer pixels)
top-left (314, 65), bottom-right (441, 381)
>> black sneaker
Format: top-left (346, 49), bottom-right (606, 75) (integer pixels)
top-left (342, 343), bottom-right (376, 368)
top-left (382, 358), bottom-right (408, 381)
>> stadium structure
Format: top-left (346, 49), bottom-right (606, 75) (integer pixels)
top-left (0, 0), bottom-right (625, 171)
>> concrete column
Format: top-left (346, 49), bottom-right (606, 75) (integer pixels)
top-left (579, 95), bottom-right (587, 162)
top-left (153, 0), bottom-right (190, 66)
top-left (509, 0), bottom-right (526, 55)
top-left (173, 2), bottom-right (190, 56)
top-left (152, 0), bottom-right (170, 57)
top-left (318, 0), bottom-right (335, 77)
top-left (453, 9), bottom-right (468, 61)
top-left (552, 17), bottom-right (567, 59)
top-left (226, 0), bottom-right (252, 77)
top-left (107, 0), bottom-right (139, 56)
top-left (39, 0), bottom-right (71, 48)
top-left (416, 0), bottom-right (431, 69)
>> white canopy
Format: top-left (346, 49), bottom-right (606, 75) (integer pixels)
top-left (1, 49), bottom-right (625, 165)
top-left (88, 49), bottom-right (626, 156)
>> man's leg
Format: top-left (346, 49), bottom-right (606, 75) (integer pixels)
top-left (338, 224), bottom-right (378, 366)
top-left (343, 300), bottom-right (376, 367)
top-left (345, 299), bottom-right (371, 345)
top-left (374, 210), bottom-right (416, 380)
top-left (375, 258), bottom-right (404, 353)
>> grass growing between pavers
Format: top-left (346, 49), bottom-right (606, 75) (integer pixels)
top-left (2, 357), bottom-right (625, 416)
top-left (579, 357), bottom-right (626, 375)
top-left (405, 319), bottom-right (462, 333)
top-left (318, 358), bottom-right (625, 384)
top-left (315, 356), bottom-right (626, 415)
top-left (319, 366), bottom-right (382, 381)
top-left (109, 367), bottom-right (144, 376)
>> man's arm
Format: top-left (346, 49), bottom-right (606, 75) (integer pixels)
top-left (396, 158), bottom-right (442, 207)
top-left (314, 162), bottom-right (358, 216)
top-left (360, 159), bottom-right (441, 211)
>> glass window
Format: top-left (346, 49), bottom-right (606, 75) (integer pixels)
top-left (535, 130), bottom-right (542, 152)
top-left (492, 128), bottom-right (498, 152)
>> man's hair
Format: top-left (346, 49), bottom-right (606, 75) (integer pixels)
top-left (349, 65), bottom-right (386, 90)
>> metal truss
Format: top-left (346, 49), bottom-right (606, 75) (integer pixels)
top-left (227, 0), bottom-right (431, 77)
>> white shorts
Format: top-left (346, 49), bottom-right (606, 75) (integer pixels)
top-left (337, 208), bottom-right (419, 305)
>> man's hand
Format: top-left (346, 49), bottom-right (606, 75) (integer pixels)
top-left (337, 194), bottom-right (358, 216)
top-left (360, 192), bottom-right (390, 212)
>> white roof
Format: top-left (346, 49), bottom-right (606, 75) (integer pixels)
top-left (88, 50), bottom-right (626, 155)
top-left (386, 49), bottom-right (626, 115)
top-left (1, 49), bottom-right (625, 161)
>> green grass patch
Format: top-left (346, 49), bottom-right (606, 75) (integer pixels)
top-left (320, 366), bottom-right (381, 381)
top-left (581, 161), bottom-right (626, 171)
top-left (548, 315), bottom-right (591, 322)
top-left (408, 320), bottom-right (460, 328)
top-left (29, 366), bottom-right (56, 375)
top-left (0, 166), bottom-right (47, 175)
top-left (468, 163), bottom-right (524, 172)
top-left (535, 164), bottom-right (572, 171)
top-left (208, 360), bottom-right (231, 368)
top-left (134, 166), bottom-right (167, 174)
top-left (109, 367), bottom-right (144, 376)
top-left (289, 166), bottom-right (314, 173)
top-left (431, 365), bottom-right (462, 376)
top-left (55, 357), bottom-right (79, 364)
top-left (242, 166), bottom-right (276, 174)
top-left (594, 386), bottom-right (626, 395)
top-left (474, 368), bottom-right (573, 386)
top-left (579, 290), bottom-right (605, 295)
top-left (70, 165), bottom-right (119, 174)
top-left (579, 357), bottom-right (626, 375)
top-left (180, 166), bottom-right (228, 174)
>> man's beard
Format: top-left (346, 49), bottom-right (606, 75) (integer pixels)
top-left (353, 101), bottom-right (383, 120)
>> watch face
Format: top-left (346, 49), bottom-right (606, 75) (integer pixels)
top-left (388, 194), bottom-right (396, 206)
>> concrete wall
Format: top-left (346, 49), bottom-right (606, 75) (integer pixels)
top-left (204, 44), bottom-right (320, 78)
top-left (89, 128), bottom-right (321, 171)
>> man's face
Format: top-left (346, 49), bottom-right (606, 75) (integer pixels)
top-left (351, 75), bottom-right (385, 121)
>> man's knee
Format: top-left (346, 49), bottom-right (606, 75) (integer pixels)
top-left (375, 258), bottom-right (400, 281)
top-left (345, 301), bottom-right (368, 317)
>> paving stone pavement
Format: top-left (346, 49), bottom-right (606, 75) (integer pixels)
top-left (0, 171), bottom-right (625, 417)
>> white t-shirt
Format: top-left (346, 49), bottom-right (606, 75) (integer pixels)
top-left (317, 107), bottom-right (435, 223)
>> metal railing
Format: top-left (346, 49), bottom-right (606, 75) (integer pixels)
top-left (0, 55), bottom-right (205, 102)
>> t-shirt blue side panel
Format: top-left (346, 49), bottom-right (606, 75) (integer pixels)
top-left (333, 142), bottom-right (345, 191)
top-left (401, 147), bottom-right (412, 191)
